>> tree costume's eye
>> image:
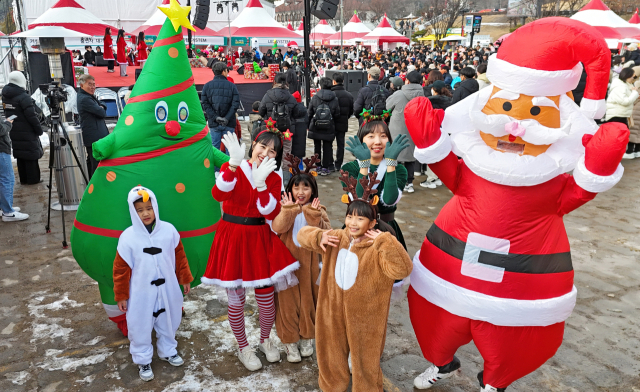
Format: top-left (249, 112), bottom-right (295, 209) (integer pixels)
top-left (155, 101), bottom-right (168, 123)
top-left (178, 102), bottom-right (189, 123)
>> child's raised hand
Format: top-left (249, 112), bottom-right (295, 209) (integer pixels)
top-left (184, 284), bottom-right (191, 295)
top-left (281, 192), bottom-right (295, 206)
top-left (117, 300), bottom-right (127, 313)
top-left (365, 229), bottom-right (383, 242)
top-left (320, 230), bottom-right (339, 251)
top-left (311, 198), bottom-right (320, 210)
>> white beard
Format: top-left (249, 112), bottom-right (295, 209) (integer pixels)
top-left (442, 88), bottom-right (599, 187)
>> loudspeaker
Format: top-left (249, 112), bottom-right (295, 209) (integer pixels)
top-left (325, 70), bottom-right (366, 95)
top-left (311, 0), bottom-right (338, 19)
top-left (135, 68), bottom-right (142, 81)
top-left (193, 3), bottom-right (210, 30)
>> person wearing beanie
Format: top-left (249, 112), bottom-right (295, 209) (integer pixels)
top-left (389, 76), bottom-right (404, 94)
top-left (1, 71), bottom-right (44, 186)
top-left (386, 70), bottom-right (424, 194)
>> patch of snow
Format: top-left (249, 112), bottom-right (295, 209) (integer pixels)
top-left (2, 322), bottom-right (15, 335)
top-left (104, 371), bottom-right (121, 380)
top-left (2, 279), bottom-right (18, 286)
top-left (37, 347), bottom-right (113, 372)
top-left (83, 336), bottom-right (106, 346)
top-left (5, 370), bottom-right (31, 385)
top-left (28, 292), bottom-right (84, 344)
top-left (4, 260), bottom-right (14, 265)
top-left (75, 374), bottom-right (96, 384)
top-left (57, 249), bottom-right (70, 257)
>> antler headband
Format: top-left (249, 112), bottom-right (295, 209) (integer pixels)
top-left (359, 108), bottom-right (391, 125)
top-left (284, 153), bottom-right (319, 177)
top-left (339, 170), bottom-right (380, 206)
top-left (255, 117), bottom-right (292, 142)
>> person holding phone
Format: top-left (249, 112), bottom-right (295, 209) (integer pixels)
top-left (0, 113), bottom-right (29, 221)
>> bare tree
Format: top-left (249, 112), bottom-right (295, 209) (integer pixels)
top-left (423, 0), bottom-right (466, 41)
top-left (368, 0), bottom-right (393, 22)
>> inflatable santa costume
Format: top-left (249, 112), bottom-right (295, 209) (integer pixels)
top-left (404, 18), bottom-right (629, 391)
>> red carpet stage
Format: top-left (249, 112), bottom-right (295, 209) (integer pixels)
top-left (89, 67), bottom-right (273, 116)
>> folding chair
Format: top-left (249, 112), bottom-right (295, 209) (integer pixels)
top-left (95, 88), bottom-right (121, 120)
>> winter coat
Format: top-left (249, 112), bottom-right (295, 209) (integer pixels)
top-left (428, 94), bottom-right (453, 111)
top-left (77, 88), bottom-right (109, 147)
top-left (477, 73), bottom-right (491, 90)
top-left (442, 72), bottom-right (453, 86)
top-left (353, 81), bottom-right (391, 120)
top-left (258, 85), bottom-right (303, 132)
top-left (628, 49), bottom-right (640, 66)
top-left (330, 84), bottom-right (354, 134)
top-left (630, 100), bottom-right (640, 144)
top-left (307, 89), bottom-right (340, 141)
top-left (0, 118), bottom-right (12, 155)
top-left (201, 75), bottom-right (240, 132)
top-left (1, 83), bottom-right (44, 160)
top-left (451, 78), bottom-right (479, 104)
top-left (103, 34), bottom-right (115, 61)
top-left (605, 78), bottom-right (639, 121)
top-left (292, 102), bottom-right (309, 158)
top-left (385, 84), bottom-right (424, 162)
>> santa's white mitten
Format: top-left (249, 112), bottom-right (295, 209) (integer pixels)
top-left (252, 157), bottom-right (277, 191)
top-left (404, 97), bottom-right (445, 149)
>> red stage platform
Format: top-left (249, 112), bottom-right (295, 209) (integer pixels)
top-left (89, 67), bottom-right (270, 89)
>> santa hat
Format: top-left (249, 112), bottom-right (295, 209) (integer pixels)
top-left (486, 17), bottom-right (610, 119)
top-left (292, 91), bottom-right (302, 103)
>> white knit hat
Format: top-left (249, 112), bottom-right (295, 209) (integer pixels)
top-left (8, 71), bottom-right (26, 90)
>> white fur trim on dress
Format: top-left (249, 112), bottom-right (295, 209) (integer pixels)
top-left (256, 193), bottom-right (277, 216)
top-left (201, 261), bottom-right (301, 291)
top-left (413, 132), bottom-right (452, 165)
top-left (486, 54), bottom-right (583, 98)
top-left (215, 174), bottom-right (237, 192)
top-left (573, 156), bottom-right (624, 193)
top-left (410, 251), bottom-right (577, 327)
top-left (580, 98), bottom-right (606, 120)
top-left (380, 188), bottom-right (403, 207)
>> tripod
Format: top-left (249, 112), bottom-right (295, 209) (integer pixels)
top-left (45, 107), bottom-right (88, 248)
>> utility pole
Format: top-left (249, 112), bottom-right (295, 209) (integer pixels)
top-left (14, 0), bottom-right (31, 92)
top-left (339, 0), bottom-right (344, 66)
top-left (187, 0), bottom-right (193, 57)
top-left (303, 0), bottom-right (311, 106)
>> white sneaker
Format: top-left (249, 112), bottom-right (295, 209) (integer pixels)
top-left (414, 171), bottom-right (422, 177)
top-left (284, 342), bottom-right (301, 363)
top-left (258, 338), bottom-right (281, 362)
top-left (481, 385), bottom-right (500, 392)
top-left (238, 347), bottom-right (262, 371)
top-left (2, 211), bottom-right (29, 222)
top-left (414, 365), bottom-right (456, 389)
top-left (635, 151), bottom-right (640, 158)
top-left (138, 363), bottom-right (154, 381)
top-left (623, 152), bottom-right (635, 159)
top-left (299, 339), bottom-right (314, 357)
top-left (420, 179), bottom-right (437, 189)
top-left (348, 352), bottom-right (352, 374)
top-left (404, 184), bottom-right (415, 193)
top-left (434, 179), bottom-right (443, 186)
top-left (160, 354), bottom-right (184, 366)
top-left (0, 207), bottom-right (20, 213)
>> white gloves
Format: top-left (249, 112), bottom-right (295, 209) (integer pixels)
top-left (222, 132), bottom-right (245, 167)
top-left (252, 156), bottom-right (277, 191)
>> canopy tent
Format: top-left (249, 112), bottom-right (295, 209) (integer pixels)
top-left (286, 22), bottom-right (295, 31)
top-left (229, 0), bottom-right (301, 40)
top-left (570, 0), bottom-right (640, 49)
top-left (131, 0), bottom-right (223, 45)
top-left (297, 21), bottom-right (304, 34)
top-left (328, 13), bottom-right (371, 45)
top-left (0, 31), bottom-right (4, 36)
top-left (363, 14), bottom-right (410, 45)
top-left (630, 9), bottom-right (640, 24)
top-left (439, 35), bottom-right (464, 41)
top-left (27, 0), bottom-right (122, 37)
top-left (310, 20), bottom-right (336, 43)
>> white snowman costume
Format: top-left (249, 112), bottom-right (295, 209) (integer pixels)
top-left (117, 186), bottom-right (185, 365)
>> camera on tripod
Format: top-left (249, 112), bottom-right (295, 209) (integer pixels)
top-left (39, 81), bottom-right (68, 113)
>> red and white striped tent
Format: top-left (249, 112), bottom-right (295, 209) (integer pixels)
top-left (364, 14), bottom-right (409, 46)
top-left (328, 13), bottom-right (371, 45)
top-left (286, 22), bottom-right (295, 31)
top-left (310, 19), bottom-right (336, 43)
top-left (629, 9), bottom-right (640, 24)
top-left (570, 0), bottom-right (640, 48)
top-left (131, 0), bottom-right (222, 44)
top-left (297, 20), bottom-right (304, 35)
top-left (27, 0), bottom-right (121, 36)
top-left (229, 0), bottom-right (301, 41)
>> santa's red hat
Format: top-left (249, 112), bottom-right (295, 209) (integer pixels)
top-left (486, 17), bottom-right (610, 119)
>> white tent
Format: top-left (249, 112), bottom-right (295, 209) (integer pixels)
top-left (229, 0), bottom-right (301, 47)
top-left (328, 13), bottom-right (371, 45)
top-left (363, 14), bottom-right (409, 46)
top-left (570, 0), bottom-right (640, 49)
top-left (26, 0), bottom-right (121, 36)
top-left (310, 19), bottom-right (336, 44)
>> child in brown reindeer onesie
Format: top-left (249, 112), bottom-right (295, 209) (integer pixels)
top-left (272, 154), bottom-right (331, 363)
top-left (296, 172), bottom-right (413, 392)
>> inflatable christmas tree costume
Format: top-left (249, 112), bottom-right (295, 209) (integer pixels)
top-left (71, 1), bottom-right (229, 335)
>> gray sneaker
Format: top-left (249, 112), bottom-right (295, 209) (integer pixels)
top-left (160, 354), bottom-right (184, 367)
top-left (2, 211), bottom-right (29, 222)
top-left (138, 363), bottom-right (154, 381)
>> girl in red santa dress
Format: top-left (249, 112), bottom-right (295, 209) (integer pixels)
top-left (136, 32), bottom-right (148, 69)
top-left (103, 27), bottom-right (115, 73)
top-left (116, 29), bottom-right (127, 77)
top-left (202, 122), bottom-right (299, 372)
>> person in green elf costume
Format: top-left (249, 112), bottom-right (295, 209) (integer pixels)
top-left (341, 118), bottom-right (409, 249)
top-left (70, 1), bottom-right (229, 336)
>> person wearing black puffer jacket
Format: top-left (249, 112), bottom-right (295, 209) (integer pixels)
top-left (308, 77), bottom-right (340, 175)
top-left (201, 62), bottom-right (240, 154)
top-left (1, 71), bottom-right (44, 185)
top-left (330, 72), bottom-right (354, 169)
top-left (451, 66), bottom-right (479, 104)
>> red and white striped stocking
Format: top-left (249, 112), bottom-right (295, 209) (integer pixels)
top-left (227, 287), bottom-right (248, 349)
top-left (255, 286), bottom-right (276, 344)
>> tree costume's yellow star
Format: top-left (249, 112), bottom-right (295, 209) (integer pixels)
top-left (159, 0), bottom-right (196, 32)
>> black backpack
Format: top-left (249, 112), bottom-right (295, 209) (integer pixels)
top-left (313, 100), bottom-right (333, 131)
top-left (271, 98), bottom-right (291, 132)
top-left (368, 85), bottom-right (387, 116)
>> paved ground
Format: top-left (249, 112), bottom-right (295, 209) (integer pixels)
top-left (0, 118), bottom-right (639, 391)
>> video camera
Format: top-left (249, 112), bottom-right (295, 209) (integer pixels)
top-left (39, 81), bottom-right (68, 113)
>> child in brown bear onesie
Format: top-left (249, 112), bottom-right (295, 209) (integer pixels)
top-left (296, 172), bottom-right (413, 392)
top-left (272, 154), bottom-right (331, 362)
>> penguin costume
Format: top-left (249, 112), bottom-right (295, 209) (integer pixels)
top-left (113, 186), bottom-right (193, 367)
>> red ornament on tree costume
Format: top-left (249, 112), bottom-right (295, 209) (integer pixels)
top-left (404, 18), bottom-right (628, 391)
